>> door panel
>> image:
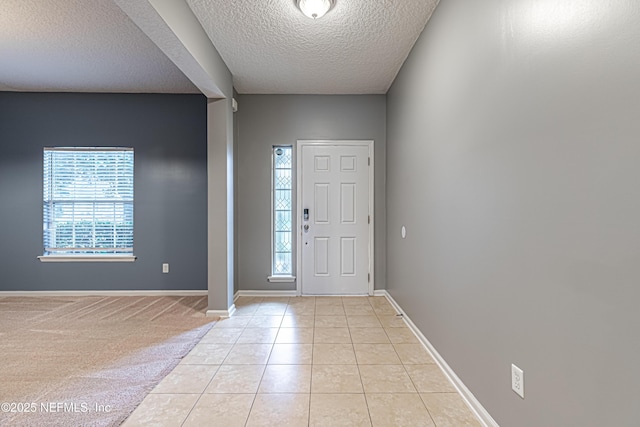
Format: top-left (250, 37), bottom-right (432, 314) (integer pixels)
top-left (315, 155), bottom-right (330, 172)
top-left (300, 144), bottom-right (370, 295)
top-left (314, 184), bottom-right (330, 223)
top-left (341, 237), bottom-right (356, 276)
top-left (314, 237), bottom-right (330, 276)
top-left (340, 183), bottom-right (356, 223)
top-left (340, 155), bottom-right (357, 172)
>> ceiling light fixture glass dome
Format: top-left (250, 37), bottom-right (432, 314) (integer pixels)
top-left (297, 0), bottom-right (334, 19)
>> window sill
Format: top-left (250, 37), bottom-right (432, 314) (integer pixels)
top-left (267, 275), bottom-right (296, 283)
top-left (38, 255), bottom-right (137, 263)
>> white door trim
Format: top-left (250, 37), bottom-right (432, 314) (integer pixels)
top-left (295, 140), bottom-right (375, 296)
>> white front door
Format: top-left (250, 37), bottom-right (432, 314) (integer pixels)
top-left (298, 142), bottom-right (373, 295)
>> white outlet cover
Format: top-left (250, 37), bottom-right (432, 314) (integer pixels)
top-left (162, 263), bottom-right (169, 274)
top-left (401, 226), bottom-right (407, 239)
top-left (511, 364), bottom-right (524, 398)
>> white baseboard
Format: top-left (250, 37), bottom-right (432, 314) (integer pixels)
top-left (206, 304), bottom-right (236, 319)
top-left (377, 290), bottom-right (499, 427)
top-left (234, 290), bottom-right (298, 300)
top-left (234, 290), bottom-right (385, 300)
top-left (0, 290), bottom-right (208, 297)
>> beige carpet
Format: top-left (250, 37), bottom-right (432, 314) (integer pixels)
top-left (0, 295), bottom-right (216, 426)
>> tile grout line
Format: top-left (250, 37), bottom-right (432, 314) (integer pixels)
top-left (359, 296), bottom-right (374, 425)
top-left (248, 299), bottom-right (279, 426)
top-left (179, 387), bottom-right (208, 427)
top-left (308, 306), bottom-right (314, 427)
top-left (220, 300), bottom-right (259, 427)
top-left (401, 350), bottom-right (440, 426)
top-left (375, 295), bottom-right (441, 427)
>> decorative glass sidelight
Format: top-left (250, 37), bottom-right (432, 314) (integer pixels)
top-left (272, 146), bottom-right (293, 275)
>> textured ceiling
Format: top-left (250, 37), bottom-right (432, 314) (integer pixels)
top-left (186, 0), bottom-right (440, 94)
top-left (0, 0), bottom-right (199, 93)
top-left (0, 0), bottom-right (440, 95)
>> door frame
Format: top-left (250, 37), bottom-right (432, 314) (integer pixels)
top-left (295, 140), bottom-right (375, 296)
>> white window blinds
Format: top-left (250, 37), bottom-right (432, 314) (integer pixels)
top-left (43, 148), bottom-right (134, 256)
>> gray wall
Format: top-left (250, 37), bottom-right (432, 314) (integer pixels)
top-left (237, 95), bottom-right (386, 291)
top-left (386, 0), bottom-right (640, 425)
top-left (0, 92), bottom-right (208, 291)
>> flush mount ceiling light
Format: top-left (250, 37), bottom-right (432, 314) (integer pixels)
top-left (297, 0), bottom-right (335, 19)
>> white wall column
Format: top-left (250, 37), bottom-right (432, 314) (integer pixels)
top-left (207, 98), bottom-right (235, 315)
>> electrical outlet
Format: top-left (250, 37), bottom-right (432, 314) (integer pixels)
top-left (162, 263), bottom-right (169, 274)
top-left (511, 364), bottom-right (524, 398)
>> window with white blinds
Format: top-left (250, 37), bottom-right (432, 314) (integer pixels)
top-left (43, 147), bottom-right (134, 256)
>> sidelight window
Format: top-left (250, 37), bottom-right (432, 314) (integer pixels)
top-left (271, 145), bottom-right (293, 277)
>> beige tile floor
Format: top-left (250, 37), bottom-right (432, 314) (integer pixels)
top-left (123, 296), bottom-right (482, 427)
